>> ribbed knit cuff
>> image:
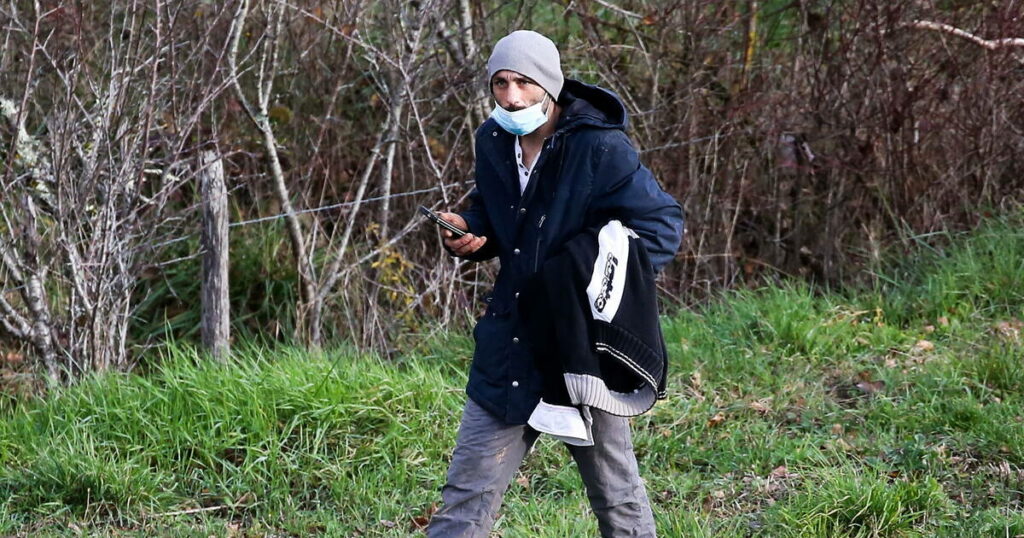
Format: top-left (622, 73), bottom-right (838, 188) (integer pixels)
top-left (564, 373), bottom-right (656, 416)
top-left (592, 321), bottom-right (664, 389)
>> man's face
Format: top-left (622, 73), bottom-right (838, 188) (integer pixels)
top-left (490, 70), bottom-right (548, 111)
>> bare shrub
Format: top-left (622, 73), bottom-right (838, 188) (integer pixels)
top-left (1, 1), bottom-right (234, 380)
top-left (2, 0), bottom-right (1023, 378)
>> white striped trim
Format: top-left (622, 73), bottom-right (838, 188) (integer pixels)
top-left (594, 342), bottom-right (658, 388)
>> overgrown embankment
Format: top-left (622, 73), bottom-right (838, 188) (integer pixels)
top-left (2, 215), bottom-right (1024, 536)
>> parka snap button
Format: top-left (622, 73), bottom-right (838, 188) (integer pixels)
top-left (513, 248), bottom-right (520, 255)
top-left (519, 208), bottom-right (526, 214)
top-left (512, 337), bottom-right (519, 344)
top-left (512, 381), bottom-right (519, 387)
top-left (492, 131), bottom-right (497, 136)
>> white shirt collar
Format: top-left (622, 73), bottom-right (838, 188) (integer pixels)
top-left (514, 136), bottom-right (541, 195)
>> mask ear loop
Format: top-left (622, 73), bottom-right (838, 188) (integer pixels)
top-left (540, 93), bottom-right (551, 115)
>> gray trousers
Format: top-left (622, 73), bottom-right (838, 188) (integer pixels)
top-left (427, 398), bottom-right (656, 537)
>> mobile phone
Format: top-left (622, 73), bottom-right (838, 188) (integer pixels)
top-left (418, 205), bottom-right (467, 238)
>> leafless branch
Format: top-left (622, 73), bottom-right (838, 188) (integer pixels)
top-left (229, 0), bottom-right (317, 337)
top-left (593, 0), bottom-right (642, 20)
top-left (906, 20), bottom-right (1024, 51)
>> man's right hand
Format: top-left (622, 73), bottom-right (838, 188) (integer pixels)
top-left (439, 212), bottom-right (488, 256)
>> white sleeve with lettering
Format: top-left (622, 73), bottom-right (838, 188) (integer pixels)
top-left (586, 220), bottom-right (636, 322)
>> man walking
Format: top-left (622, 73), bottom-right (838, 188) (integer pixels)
top-left (427, 30), bottom-right (684, 537)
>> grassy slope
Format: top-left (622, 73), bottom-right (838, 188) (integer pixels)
top-left (2, 215), bottom-right (1024, 537)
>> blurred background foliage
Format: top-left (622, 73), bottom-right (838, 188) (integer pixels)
top-left (2, 0), bottom-right (1023, 366)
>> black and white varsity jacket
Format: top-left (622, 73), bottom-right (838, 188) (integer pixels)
top-left (520, 220), bottom-right (668, 445)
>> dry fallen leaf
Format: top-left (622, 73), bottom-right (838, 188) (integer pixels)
top-left (913, 340), bottom-right (935, 353)
top-left (938, 316), bottom-right (950, 326)
top-left (831, 423), bottom-right (844, 435)
top-left (410, 503), bottom-right (438, 531)
top-left (687, 371), bottom-right (706, 402)
top-left (995, 320), bottom-right (1022, 341)
top-left (855, 380), bottom-right (886, 394)
top-left (749, 399), bottom-right (772, 415)
top-left (831, 438), bottom-right (853, 451)
top-left (707, 412), bottom-right (726, 428)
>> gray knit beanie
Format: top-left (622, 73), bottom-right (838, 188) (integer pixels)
top-left (487, 30), bottom-right (564, 99)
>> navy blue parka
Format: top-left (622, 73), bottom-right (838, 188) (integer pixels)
top-left (458, 79), bottom-right (684, 424)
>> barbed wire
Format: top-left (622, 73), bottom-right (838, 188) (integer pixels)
top-left (1, 130), bottom-right (725, 297)
top-left (0, 179), bottom-right (473, 296)
top-left (0, 284), bottom-right (25, 295)
top-left (638, 133), bottom-right (730, 154)
top-left (146, 180), bottom-right (472, 250)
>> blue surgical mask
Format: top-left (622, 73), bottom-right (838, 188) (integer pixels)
top-left (490, 94), bottom-right (550, 136)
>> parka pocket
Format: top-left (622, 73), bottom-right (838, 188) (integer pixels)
top-left (470, 313), bottom-right (513, 382)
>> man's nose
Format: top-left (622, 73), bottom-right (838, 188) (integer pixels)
top-left (506, 87), bottom-right (526, 109)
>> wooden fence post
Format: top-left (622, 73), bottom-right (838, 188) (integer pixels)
top-left (200, 150), bottom-right (230, 359)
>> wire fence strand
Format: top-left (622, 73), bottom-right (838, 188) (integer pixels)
top-left (1, 179), bottom-right (473, 296)
top-left (146, 180), bottom-right (472, 250)
top-left (0, 131), bottom-right (720, 297)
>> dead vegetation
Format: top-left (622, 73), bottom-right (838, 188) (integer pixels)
top-left (1, 0), bottom-right (1023, 379)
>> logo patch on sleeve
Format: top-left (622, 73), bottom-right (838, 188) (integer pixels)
top-left (594, 253), bottom-right (619, 312)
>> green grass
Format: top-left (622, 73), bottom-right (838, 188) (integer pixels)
top-left (767, 471), bottom-right (952, 537)
top-left (3, 214), bottom-right (1024, 536)
top-left (0, 344), bottom-right (469, 536)
top-left (131, 223), bottom-right (300, 346)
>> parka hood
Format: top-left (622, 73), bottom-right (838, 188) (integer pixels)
top-left (554, 79), bottom-right (628, 133)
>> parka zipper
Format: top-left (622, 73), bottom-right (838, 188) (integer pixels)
top-left (530, 135), bottom-right (567, 273)
top-left (533, 214), bottom-right (547, 272)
